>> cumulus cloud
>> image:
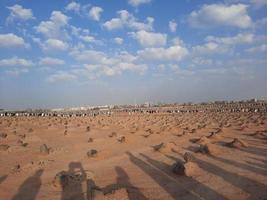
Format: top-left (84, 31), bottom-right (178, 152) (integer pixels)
top-left (103, 10), bottom-right (154, 31)
top-left (205, 33), bottom-right (254, 45)
top-left (192, 33), bottom-right (255, 56)
top-left (130, 30), bottom-right (167, 47)
top-left (0, 57), bottom-right (33, 67)
top-left (89, 6), bottom-right (103, 21)
top-left (137, 45), bottom-right (188, 62)
top-left (35, 11), bottom-right (70, 39)
top-left (169, 20), bottom-right (177, 32)
top-left (80, 35), bottom-right (95, 42)
top-left (246, 44), bottom-right (267, 53)
top-left (6, 68), bottom-right (29, 76)
top-left (128, 0), bottom-right (152, 7)
top-left (42, 39), bottom-right (68, 51)
top-left (0, 33), bottom-right (29, 48)
top-left (114, 37), bottom-right (124, 44)
top-left (65, 1), bottom-right (80, 13)
top-left (71, 50), bottom-right (147, 77)
top-left (189, 4), bottom-right (252, 29)
top-left (39, 57), bottom-right (65, 66)
top-left (251, 0), bottom-right (267, 8)
top-left (192, 42), bottom-right (230, 55)
top-left (47, 72), bottom-right (76, 82)
top-left (6, 4), bottom-right (34, 23)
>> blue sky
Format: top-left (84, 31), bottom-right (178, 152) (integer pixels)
top-left (0, 0), bottom-right (267, 110)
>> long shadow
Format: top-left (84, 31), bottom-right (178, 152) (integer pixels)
top-left (246, 161), bottom-right (267, 169)
top-left (248, 156), bottom-right (267, 164)
top-left (61, 162), bottom-right (86, 200)
top-left (237, 146), bottom-right (267, 157)
top-left (247, 156), bottom-right (267, 169)
top-left (11, 169), bottom-right (43, 200)
top-left (194, 157), bottom-right (267, 199)
top-left (140, 153), bottom-right (227, 200)
top-left (102, 166), bottom-right (148, 200)
top-left (211, 156), bottom-right (267, 176)
top-left (0, 175), bottom-right (7, 184)
top-left (126, 152), bottom-right (203, 200)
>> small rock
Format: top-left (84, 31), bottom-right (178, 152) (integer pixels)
top-left (184, 152), bottom-right (195, 163)
top-left (53, 171), bottom-right (69, 188)
top-left (88, 138), bottom-right (94, 143)
top-left (22, 142), bottom-right (28, 147)
top-left (152, 143), bottom-right (164, 151)
top-left (184, 162), bottom-right (198, 177)
top-left (109, 132), bottom-right (117, 137)
top-left (86, 126), bottom-right (91, 132)
top-left (117, 135), bottom-right (125, 143)
top-left (172, 160), bottom-right (185, 175)
top-left (87, 149), bottom-right (98, 157)
top-left (226, 138), bottom-right (248, 148)
top-left (12, 164), bottom-right (21, 172)
top-left (0, 133), bottom-right (7, 138)
top-left (0, 144), bottom-right (10, 151)
top-left (198, 143), bottom-right (220, 155)
top-left (17, 140), bottom-right (24, 145)
top-left (190, 129), bottom-right (196, 134)
top-left (40, 144), bottom-right (50, 155)
top-left (18, 134), bottom-right (26, 139)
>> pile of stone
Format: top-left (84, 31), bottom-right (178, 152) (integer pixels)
top-left (172, 152), bottom-right (198, 177)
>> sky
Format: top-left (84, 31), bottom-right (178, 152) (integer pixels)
top-left (0, 0), bottom-right (267, 110)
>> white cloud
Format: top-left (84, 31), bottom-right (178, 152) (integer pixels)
top-left (169, 20), bottom-right (177, 32)
top-left (255, 17), bottom-right (267, 27)
top-left (71, 50), bottom-right (147, 77)
top-left (128, 0), bottom-right (151, 7)
top-left (0, 33), bottom-right (29, 48)
top-left (104, 18), bottom-right (123, 30)
top-left (137, 45), bottom-right (188, 62)
top-left (103, 10), bottom-right (154, 31)
top-left (205, 33), bottom-right (254, 45)
top-left (189, 4), bottom-right (252, 29)
top-left (6, 68), bottom-right (29, 76)
top-left (0, 57), bottom-right (33, 67)
top-left (192, 33), bottom-right (254, 56)
top-left (35, 11), bottom-right (70, 39)
top-left (43, 39), bottom-right (68, 51)
top-left (192, 42), bottom-right (230, 55)
top-left (114, 37), bottom-right (124, 44)
top-left (89, 6), bottom-right (103, 21)
top-left (171, 37), bottom-right (184, 46)
top-left (39, 57), bottom-right (65, 66)
top-left (65, 2), bottom-right (80, 13)
top-left (246, 44), bottom-right (267, 52)
top-left (79, 35), bottom-right (95, 42)
top-left (251, 0), bottom-right (267, 8)
top-left (6, 4), bottom-right (34, 23)
top-left (47, 72), bottom-right (76, 82)
top-left (72, 50), bottom-right (108, 64)
top-left (130, 30), bottom-right (167, 47)
top-left (79, 35), bottom-right (99, 44)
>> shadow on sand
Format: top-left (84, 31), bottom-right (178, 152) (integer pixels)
top-left (60, 162), bottom-right (102, 200)
top-left (11, 169), bottom-right (43, 200)
top-left (0, 175), bottom-right (8, 184)
top-left (126, 152), bottom-right (227, 200)
top-left (102, 166), bottom-right (148, 200)
top-left (192, 156), bottom-right (267, 199)
top-left (211, 156), bottom-right (267, 177)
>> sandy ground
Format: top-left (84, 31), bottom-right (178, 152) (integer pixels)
top-left (0, 112), bottom-right (267, 200)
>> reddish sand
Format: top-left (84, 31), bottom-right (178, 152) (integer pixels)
top-left (0, 112), bottom-right (267, 200)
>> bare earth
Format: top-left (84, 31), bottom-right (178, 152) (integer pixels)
top-left (0, 112), bottom-right (267, 200)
